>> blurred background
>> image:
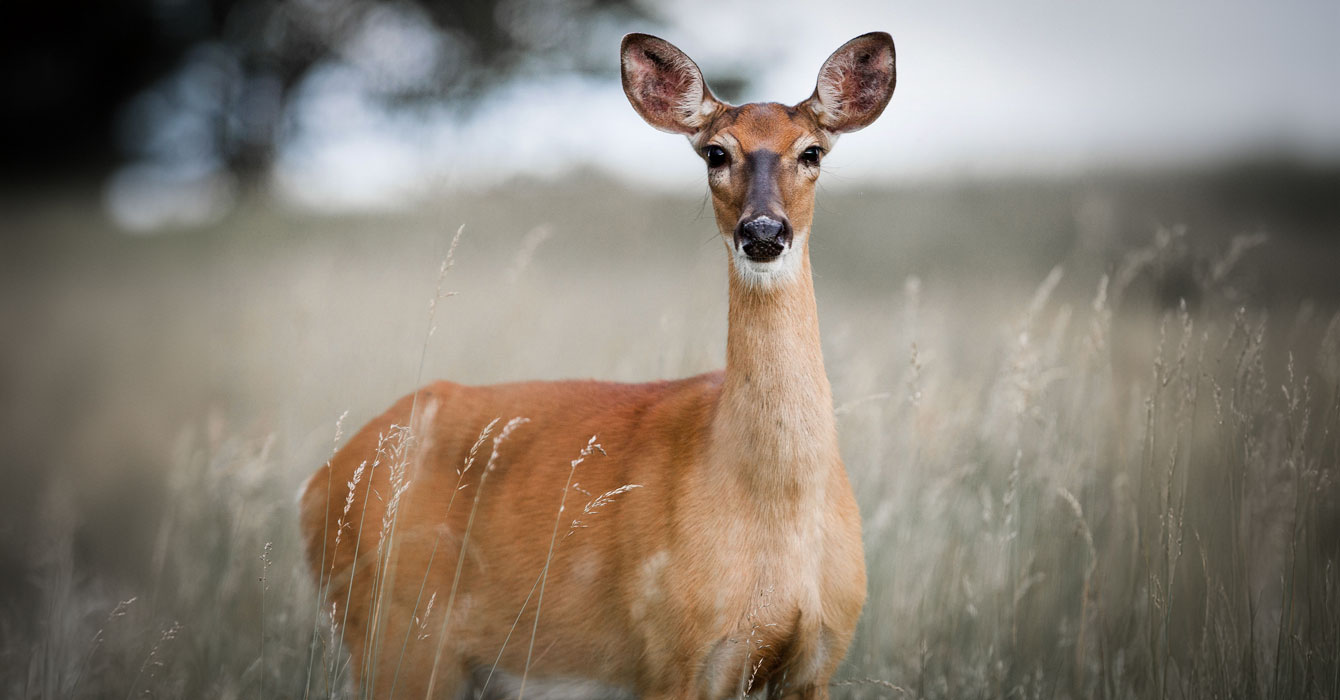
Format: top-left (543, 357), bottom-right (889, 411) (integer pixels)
top-left (4, 0), bottom-right (1339, 222)
top-left (2, 0), bottom-right (1339, 697)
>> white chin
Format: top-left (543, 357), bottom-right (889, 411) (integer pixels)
top-left (732, 241), bottom-right (802, 291)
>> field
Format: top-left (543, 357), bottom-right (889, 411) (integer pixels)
top-left (2, 165), bottom-right (1339, 698)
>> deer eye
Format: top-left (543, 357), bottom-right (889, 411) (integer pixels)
top-left (800, 146), bottom-right (823, 165)
top-left (704, 145), bottom-right (730, 169)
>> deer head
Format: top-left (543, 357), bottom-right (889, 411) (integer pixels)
top-left (622, 32), bottom-right (896, 290)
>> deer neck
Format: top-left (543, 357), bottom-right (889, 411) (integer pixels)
top-left (710, 249), bottom-right (839, 503)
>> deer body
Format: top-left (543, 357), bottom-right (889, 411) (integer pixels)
top-left (301, 32), bottom-right (896, 700)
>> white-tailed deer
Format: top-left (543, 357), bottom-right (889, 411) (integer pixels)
top-left (301, 31), bottom-right (896, 699)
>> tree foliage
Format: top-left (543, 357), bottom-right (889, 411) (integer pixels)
top-left (2, 0), bottom-right (652, 182)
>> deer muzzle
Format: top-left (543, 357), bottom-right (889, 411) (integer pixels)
top-left (735, 215), bottom-right (792, 262)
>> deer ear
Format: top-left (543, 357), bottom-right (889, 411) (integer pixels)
top-left (800, 32), bottom-right (896, 134)
top-left (622, 33), bottom-right (723, 135)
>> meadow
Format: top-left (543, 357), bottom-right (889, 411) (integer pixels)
top-left (1, 164), bottom-right (1338, 698)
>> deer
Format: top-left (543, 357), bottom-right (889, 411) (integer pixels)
top-left (300, 31), bottom-right (896, 700)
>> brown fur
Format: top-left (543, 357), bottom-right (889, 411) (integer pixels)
top-left (300, 31), bottom-right (896, 700)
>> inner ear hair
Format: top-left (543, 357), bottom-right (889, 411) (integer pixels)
top-left (621, 33), bottom-right (720, 135)
top-left (803, 32), bottom-right (896, 134)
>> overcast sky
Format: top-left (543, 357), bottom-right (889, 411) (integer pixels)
top-left (112, 0), bottom-right (1340, 224)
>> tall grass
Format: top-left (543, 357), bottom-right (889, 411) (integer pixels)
top-left (834, 231), bottom-right (1340, 699)
top-left (2, 200), bottom-right (1336, 698)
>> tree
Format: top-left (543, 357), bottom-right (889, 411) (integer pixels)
top-left (2, 0), bottom-right (654, 184)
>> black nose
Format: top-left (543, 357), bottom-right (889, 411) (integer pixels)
top-left (735, 216), bottom-right (791, 262)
